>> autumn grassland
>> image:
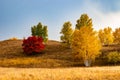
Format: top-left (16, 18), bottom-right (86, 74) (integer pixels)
top-left (0, 40), bottom-right (120, 80)
top-left (0, 66), bottom-right (120, 80)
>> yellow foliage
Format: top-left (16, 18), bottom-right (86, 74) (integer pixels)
top-left (98, 27), bottom-right (114, 45)
top-left (71, 26), bottom-right (101, 61)
top-left (98, 29), bottom-right (105, 44)
top-left (113, 28), bottom-right (120, 44)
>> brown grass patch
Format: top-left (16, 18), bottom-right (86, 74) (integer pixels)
top-left (0, 66), bottom-right (120, 80)
top-left (0, 40), bottom-right (120, 80)
top-left (0, 40), bottom-right (81, 68)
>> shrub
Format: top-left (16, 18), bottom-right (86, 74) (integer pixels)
top-left (107, 52), bottom-right (120, 64)
top-left (9, 37), bottom-right (18, 40)
top-left (22, 36), bottom-right (45, 55)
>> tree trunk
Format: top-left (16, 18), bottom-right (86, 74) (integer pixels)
top-left (84, 59), bottom-right (92, 67)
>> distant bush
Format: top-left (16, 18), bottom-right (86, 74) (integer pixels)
top-left (107, 52), bottom-right (120, 64)
top-left (22, 36), bottom-right (45, 55)
top-left (9, 37), bottom-right (18, 40)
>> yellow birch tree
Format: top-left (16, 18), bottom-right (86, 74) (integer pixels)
top-left (71, 14), bottom-right (101, 66)
top-left (113, 27), bottom-right (120, 44)
top-left (98, 27), bottom-right (114, 45)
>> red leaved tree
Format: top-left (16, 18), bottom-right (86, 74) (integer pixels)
top-left (22, 36), bottom-right (45, 55)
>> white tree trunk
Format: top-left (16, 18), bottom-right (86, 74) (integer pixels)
top-left (84, 59), bottom-right (92, 67)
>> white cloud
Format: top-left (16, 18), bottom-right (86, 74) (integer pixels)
top-left (82, 0), bottom-right (120, 31)
top-left (93, 12), bottom-right (120, 31)
top-left (66, 0), bottom-right (120, 31)
top-left (47, 0), bottom-right (120, 41)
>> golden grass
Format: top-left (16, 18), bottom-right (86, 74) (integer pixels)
top-left (0, 40), bottom-right (82, 68)
top-left (0, 40), bottom-right (120, 80)
top-left (0, 66), bottom-right (120, 80)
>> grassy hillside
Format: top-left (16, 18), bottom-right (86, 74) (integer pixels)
top-left (0, 40), bottom-right (77, 68)
top-left (0, 39), bottom-right (120, 68)
top-left (0, 40), bottom-right (120, 80)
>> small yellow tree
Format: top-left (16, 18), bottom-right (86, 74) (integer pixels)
top-left (113, 28), bottom-right (120, 44)
top-left (98, 29), bottom-right (105, 45)
top-left (72, 26), bottom-right (101, 66)
top-left (60, 21), bottom-right (73, 48)
top-left (71, 26), bottom-right (101, 66)
top-left (98, 27), bottom-right (114, 45)
top-left (71, 14), bottom-right (101, 66)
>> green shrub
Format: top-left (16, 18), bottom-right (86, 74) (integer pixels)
top-left (107, 52), bottom-right (120, 64)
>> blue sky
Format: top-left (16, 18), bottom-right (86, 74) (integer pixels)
top-left (0, 0), bottom-right (120, 41)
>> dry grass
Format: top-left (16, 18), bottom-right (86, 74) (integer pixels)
top-left (0, 40), bottom-right (120, 80)
top-left (0, 40), bottom-right (81, 68)
top-left (0, 66), bottom-right (120, 80)
top-left (0, 40), bottom-right (120, 68)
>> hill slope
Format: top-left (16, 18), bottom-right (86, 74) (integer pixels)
top-left (0, 40), bottom-right (76, 68)
top-left (0, 40), bottom-right (120, 68)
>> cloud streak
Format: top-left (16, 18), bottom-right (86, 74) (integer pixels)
top-left (67, 0), bottom-right (120, 31)
top-left (83, 0), bottom-right (120, 31)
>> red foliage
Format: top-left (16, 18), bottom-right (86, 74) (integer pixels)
top-left (22, 36), bottom-right (45, 54)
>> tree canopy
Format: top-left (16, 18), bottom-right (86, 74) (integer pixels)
top-left (60, 21), bottom-right (73, 48)
top-left (98, 27), bottom-right (114, 45)
top-left (31, 22), bottom-right (48, 43)
top-left (113, 27), bottom-right (120, 44)
top-left (72, 14), bottom-right (101, 66)
top-left (76, 14), bottom-right (92, 29)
